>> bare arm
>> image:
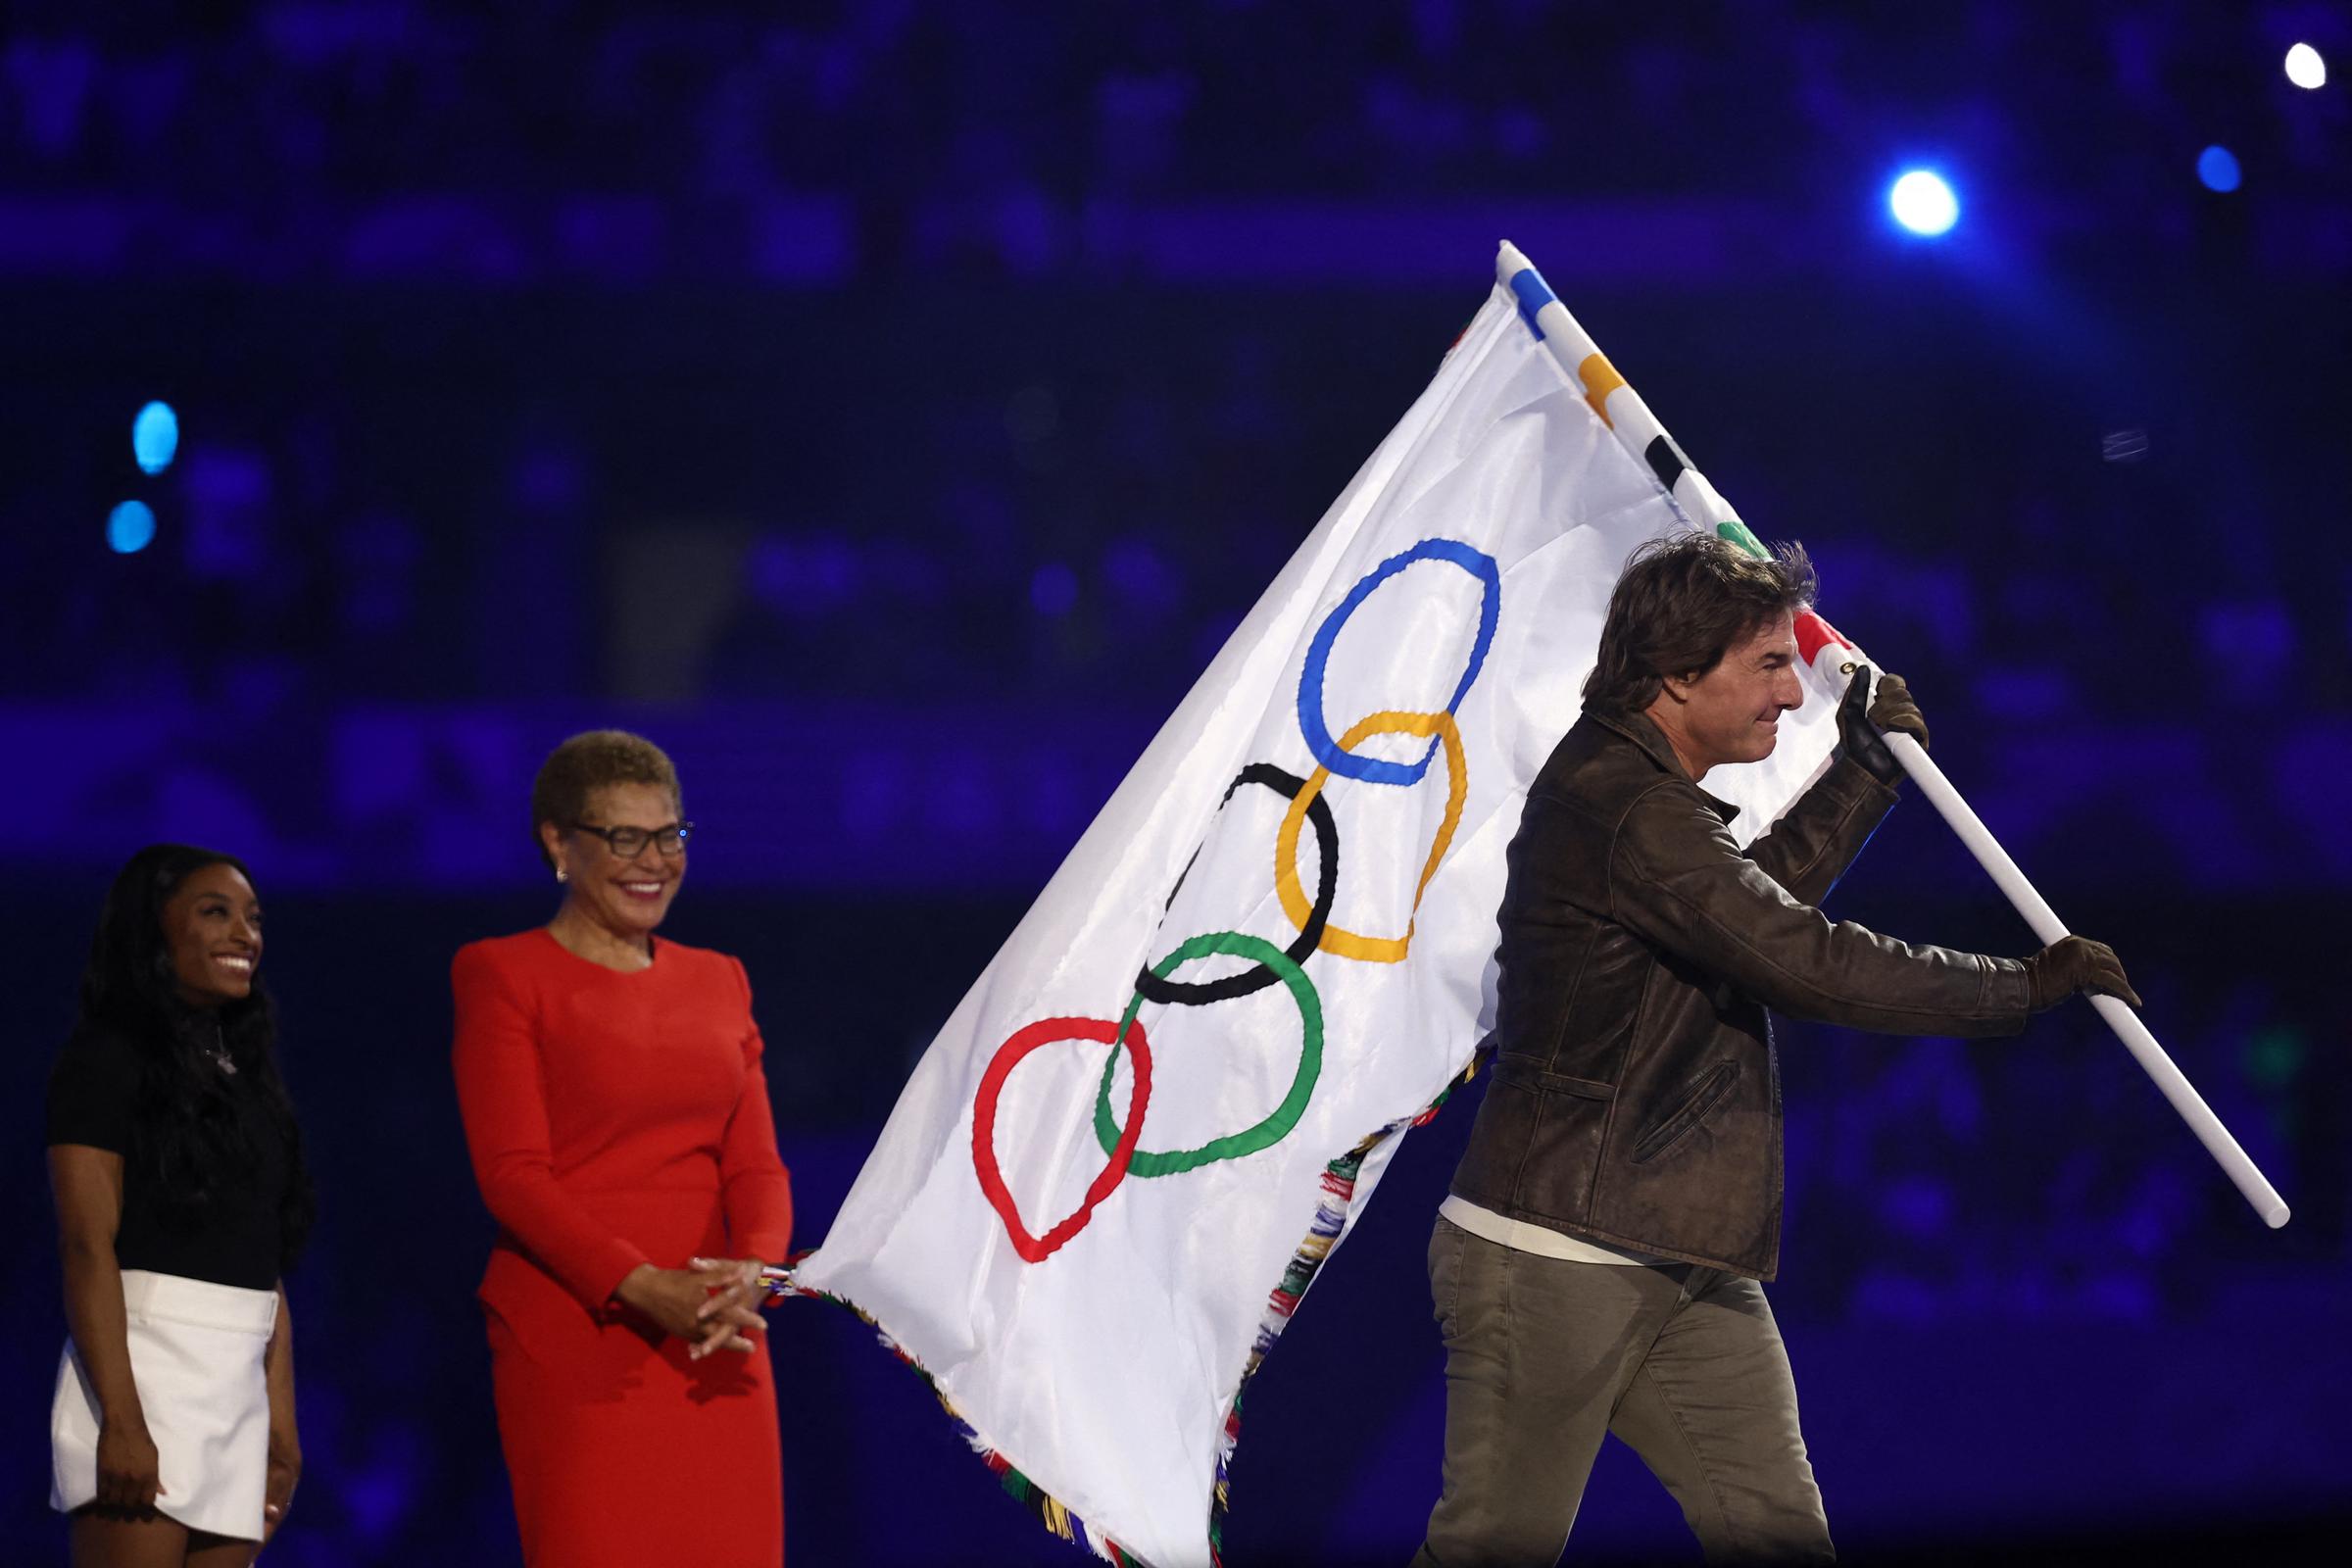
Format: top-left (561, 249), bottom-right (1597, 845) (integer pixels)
top-left (49, 1143), bottom-right (163, 1514)
top-left (263, 1283), bottom-right (299, 1542)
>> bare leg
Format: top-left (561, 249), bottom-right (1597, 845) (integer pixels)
top-left (70, 1509), bottom-right (260, 1568)
top-left (70, 1508), bottom-right (189, 1568)
top-left (186, 1530), bottom-right (259, 1568)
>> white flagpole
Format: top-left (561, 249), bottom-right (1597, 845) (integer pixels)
top-left (1880, 731), bottom-right (2288, 1226)
top-left (1494, 241), bottom-right (2291, 1230)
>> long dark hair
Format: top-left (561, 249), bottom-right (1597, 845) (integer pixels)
top-left (75, 844), bottom-right (316, 1269)
top-left (1582, 532), bottom-right (1819, 716)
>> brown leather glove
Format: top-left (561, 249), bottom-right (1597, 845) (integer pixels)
top-left (1838, 665), bottom-right (1929, 787)
top-left (2024, 936), bottom-right (2142, 1011)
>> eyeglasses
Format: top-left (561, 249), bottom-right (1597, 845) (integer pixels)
top-left (569, 820), bottom-right (693, 858)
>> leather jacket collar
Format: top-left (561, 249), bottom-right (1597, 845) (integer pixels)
top-left (1585, 708), bottom-right (1741, 826)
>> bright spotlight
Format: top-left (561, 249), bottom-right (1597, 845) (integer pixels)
top-left (2284, 43), bottom-right (2327, 89)
top-left (131, 401), bottom-right (179, 474)
top-left (1888, 171), bottom-right (1959, 236)
top-left (2197, 145), bottom-right (2242, 192)
top-left (107, 500), bottom-right (157, 554)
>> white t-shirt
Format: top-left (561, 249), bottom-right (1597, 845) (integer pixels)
top-left (1439, 1195), bottom-right (1671, 1267)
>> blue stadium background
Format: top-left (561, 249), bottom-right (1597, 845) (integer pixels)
top-left (4, 3), bottom-right (2347, 1562)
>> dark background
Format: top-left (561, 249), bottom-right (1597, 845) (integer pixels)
top-left (4, 3), bottom-right (2347, 1563)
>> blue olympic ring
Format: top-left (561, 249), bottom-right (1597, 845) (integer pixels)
top-left (1296, 537), bottom-right (1501, 786)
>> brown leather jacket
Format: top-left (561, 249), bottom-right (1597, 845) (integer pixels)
top-left (1448, 709), bottom-right (2032, 1280)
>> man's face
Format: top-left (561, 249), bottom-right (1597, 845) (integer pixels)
top-left (1658, 611), bottom-right (1805, 775)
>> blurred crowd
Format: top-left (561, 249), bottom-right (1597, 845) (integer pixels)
top-left (1784, 960), bottom-right (2337, 1325)
top-left (3, 1), bottom-right (2341, 276)
top-left (9, 288), bottom-right (2342, 731)
top-left (6, 2), bottom-right (2343, 718)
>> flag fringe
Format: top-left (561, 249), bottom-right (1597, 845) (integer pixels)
top-left (780, 1059), bottom-right (1475, 1568)
top-left (776, 1272), bottom-right (1144, 1566)
top-left (1204, 1062), bottom-right (1470, 1565)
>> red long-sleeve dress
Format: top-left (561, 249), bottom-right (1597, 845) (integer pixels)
top-left (452, 929), bottom-right (794, 1567)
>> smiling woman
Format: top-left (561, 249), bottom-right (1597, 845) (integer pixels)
top-left (46, 844), bottom-right (315, 1568)
top-left (450, 729), bottom-right (794, 1568)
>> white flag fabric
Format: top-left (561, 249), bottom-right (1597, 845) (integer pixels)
top-left (791, 246), bottom-right (1851, 1566)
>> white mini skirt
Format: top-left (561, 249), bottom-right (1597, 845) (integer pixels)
top-left (51, 1268), bottom-right (278, 1542)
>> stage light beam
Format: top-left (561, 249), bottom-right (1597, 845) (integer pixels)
top-left (2285, 43), bottom-right (2326, 89)
top-left (1888, 171), bottom-right (1959, 236)
top-left (107, 500), bottom-right (157, 554)
top-left (131, 401), bottom-right (179, 474)
top-left (2197, 145), bottom-right (2242, 192)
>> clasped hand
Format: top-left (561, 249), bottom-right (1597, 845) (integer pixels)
top-left (614, 1257), bottom-right (767, 1359)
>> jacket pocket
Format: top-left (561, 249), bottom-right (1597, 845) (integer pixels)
top-left (1493, 1055), bottom-right (1615, 1102)
top-left (1631, 1061), bottom-right (1739, 1165)
top-left (1454, 1075), bottom-right (1608, 1222)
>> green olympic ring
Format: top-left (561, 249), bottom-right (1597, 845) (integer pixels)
top-left (1092, 930), bottom-right (1324, 1177)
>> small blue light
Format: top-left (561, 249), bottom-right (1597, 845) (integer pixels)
top-left (2196, 145), bottom-right (2241, 193)
top-left (1029, 562), bottom-right (1078, 617)
top-left (107, 500), bottom-right (157, 554)
top-left (1887, 170), bottom-right (1959, 236)
top-left (131, 402), bottom-right (179, 474)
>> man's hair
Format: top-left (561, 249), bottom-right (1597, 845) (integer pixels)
top-left (529, 729), bottom-right (682, 868)
top-left (1581, 532), bottom-right (1818, 715)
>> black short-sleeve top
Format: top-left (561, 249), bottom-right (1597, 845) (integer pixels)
top-left (46, 1027), bottom-right (292, 1291)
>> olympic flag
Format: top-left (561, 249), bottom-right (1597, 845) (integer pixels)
top-left (788, 245), bottom-right (1853, 1565)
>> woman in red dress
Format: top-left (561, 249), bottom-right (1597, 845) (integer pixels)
top-left (453, 730), bottom-right (793, 1566)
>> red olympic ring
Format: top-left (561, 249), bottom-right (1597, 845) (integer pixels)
top-left (972, 1015), bottom-right (1153, 1264)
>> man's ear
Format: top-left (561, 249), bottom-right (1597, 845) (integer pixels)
top-left (1657, 671), bottom-right (1697, 705)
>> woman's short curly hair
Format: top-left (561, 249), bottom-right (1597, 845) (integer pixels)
top-left (529, 729), bottom-right (682, 869)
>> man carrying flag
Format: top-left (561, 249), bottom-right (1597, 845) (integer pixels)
top-left (1415, 533), bottom-right (2141, 1566)
top-left (786, 244), bottom-right (2256, 1567)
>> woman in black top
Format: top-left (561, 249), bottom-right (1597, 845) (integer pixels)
top-left (47, 845), bottom-right (315, 1567)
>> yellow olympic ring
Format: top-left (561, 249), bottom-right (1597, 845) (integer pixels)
top-left (1274, 709), bottom-right (1466, 964)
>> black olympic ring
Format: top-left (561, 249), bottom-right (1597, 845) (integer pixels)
top-left (1135, 762), bottom-right (1339, 1007)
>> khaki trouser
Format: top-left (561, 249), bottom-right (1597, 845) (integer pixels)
top-left (1412, 1216), bottom-right (1836, 1566)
